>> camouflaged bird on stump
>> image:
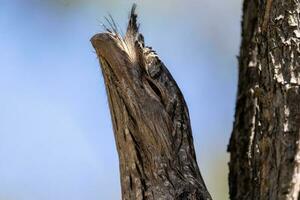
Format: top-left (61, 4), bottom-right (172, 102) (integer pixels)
top-left (91, 4), bottom-right (212, 200)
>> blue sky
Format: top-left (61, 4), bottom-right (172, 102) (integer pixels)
top-left (0, 0), bottom-right (241, 199)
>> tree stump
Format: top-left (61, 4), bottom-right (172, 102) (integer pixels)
top-left (228, 0), bottom-right (300, 199)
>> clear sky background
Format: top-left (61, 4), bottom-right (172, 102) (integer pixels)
top-left (0, 0), bottom-right (242, 199)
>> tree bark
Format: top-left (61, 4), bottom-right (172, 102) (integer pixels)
top-left (228, 0), bottom-right (300, 200)
top-left (91, 5), bottom-right (212, 200)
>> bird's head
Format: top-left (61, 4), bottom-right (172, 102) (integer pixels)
top-left (90, 4), bottom-right (175, 156)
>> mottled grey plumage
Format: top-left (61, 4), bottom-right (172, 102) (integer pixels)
top-left (91, 4), bottom-right (212, 200)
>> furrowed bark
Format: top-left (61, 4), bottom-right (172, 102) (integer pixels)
top-left (91, 5), bottom-right (212, 200)
top-left (228, 0), bottom-right (300, 199)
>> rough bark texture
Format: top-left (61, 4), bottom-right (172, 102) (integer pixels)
top-left (91, 5), bottom-right (212, 200)
top-left (228, 0), bottom-right (300, 200)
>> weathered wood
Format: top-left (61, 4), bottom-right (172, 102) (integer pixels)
top-left (91, 5), bottom-right (212, 200)
top-left (228, 0), bottom-right (300, 199)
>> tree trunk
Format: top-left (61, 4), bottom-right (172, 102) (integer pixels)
top-left (228, 0), bottom-right (300, 199)
top-left (91, 5), bottom-right (212, 200)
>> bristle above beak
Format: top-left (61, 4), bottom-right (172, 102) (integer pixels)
top-left (126, 4), bottom-right (139, 38)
